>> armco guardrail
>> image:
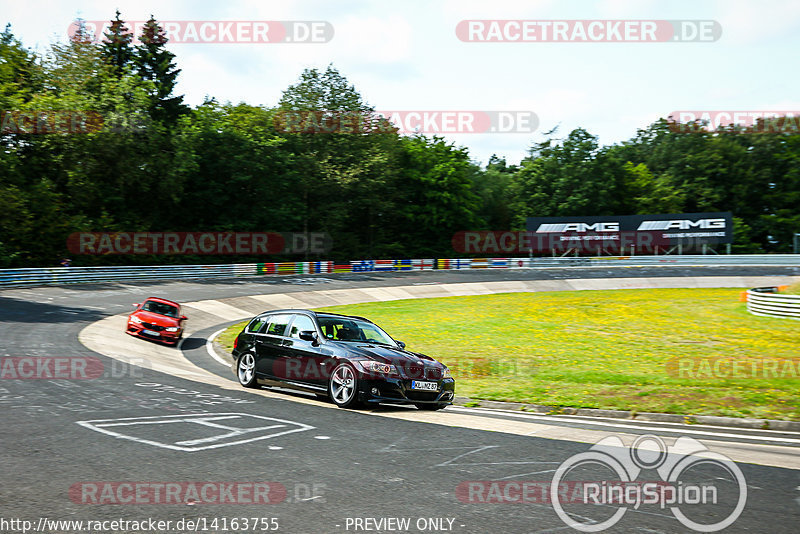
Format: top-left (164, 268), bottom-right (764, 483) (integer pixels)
top-left (746, 288), bottom-right (800, 320)
top-left (0, 264), bottom-right (259, 288)
top-left (1, 255), bottom-right (799, 288)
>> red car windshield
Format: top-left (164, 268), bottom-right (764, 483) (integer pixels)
top-left (141, 301), bottom-right (179, 318)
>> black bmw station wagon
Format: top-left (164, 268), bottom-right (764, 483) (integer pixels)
top-left (231, 309), bottom-right (455, 409)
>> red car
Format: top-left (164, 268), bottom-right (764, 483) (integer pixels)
top-left (126, 297), bottom-right (187, 345)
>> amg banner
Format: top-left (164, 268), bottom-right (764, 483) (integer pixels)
top-left (526, 212), bottom-right (733, 252)
top-left (452, 213), bottom-right (733, 254)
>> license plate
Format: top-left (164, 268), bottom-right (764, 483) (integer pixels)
top-left (411, 380), bottom-right (439, 391)
top-left (142, 329), bottom-right (160, 336)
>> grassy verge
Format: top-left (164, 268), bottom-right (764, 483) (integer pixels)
top-left (219, 288), bottom-right (800, 420)
top-left (784, 281), bottom-right (800, 295)
top-left (218, 320), bottom-right (248, 352)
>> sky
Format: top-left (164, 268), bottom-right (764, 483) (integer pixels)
top-left (2, 0), bottom-right (799, 166)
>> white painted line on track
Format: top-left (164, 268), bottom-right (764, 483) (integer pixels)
top-left (448, 406), bottom-right (800, 444)
top-left (77, 413), bottom-right (315, 452)
top-left (454, 408), bottom-right (800, 436)
top-left (206, 328), bottom-right (230, 367)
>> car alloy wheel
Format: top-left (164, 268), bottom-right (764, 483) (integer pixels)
top-left (237, 353), bottom-right (257, 388)
top-left (329, 363), bottom-right (360, 408)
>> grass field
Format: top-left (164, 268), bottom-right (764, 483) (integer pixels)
top-left (220, 288), bottom-right (800, 420)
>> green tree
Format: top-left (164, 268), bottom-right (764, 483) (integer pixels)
top-left (0, 24), bottom-right (42, 111)
top-left (134, 16), bottom-right (186, 124)
top-left (101, 10), bottom-right (134, 76)
top-left (509, 128), bottom-right (632, 226)
top-left (470, 155), bottom-right (517, 230)
top-left (277, 65), bottom-right (401, 259)
top-left (391, 135), bottom-right (482, 256)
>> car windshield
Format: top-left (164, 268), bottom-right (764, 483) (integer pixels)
top-left (142, 300), bottom-right (179, 318)
top-left (317, 316), bottom-right (397, 346)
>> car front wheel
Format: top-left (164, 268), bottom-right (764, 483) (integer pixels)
top-left (329, 363), bottom-right (360, 408)
top-left (237, 353), bottom-right (257, 388)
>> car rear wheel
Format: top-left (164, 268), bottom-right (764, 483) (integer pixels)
top-left (329, 363), bottom-right (360, 408)
top-left (415, 403), bottom-right (446, 411)
top-left (237, 353), bottom-right (257, 388)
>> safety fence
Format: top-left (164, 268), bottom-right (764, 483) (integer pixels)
top-left (746, 287), bottom-right (800, 320)
top-left (0, 263), bottom-right (257, 288)
top-left (1, 255), bottom-right (799, 288)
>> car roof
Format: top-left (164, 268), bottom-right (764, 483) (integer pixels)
top-left (143, 297), bottom-right (181, 307)
top-left (255, 309), bottom-right (371, 323)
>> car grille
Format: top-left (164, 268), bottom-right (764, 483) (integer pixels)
top-left (141, 322), bottom-right (166, 331)
top-left (425, 368), bottom-right (442, 379)
top-left (401, 366), bottom-right (442, 380)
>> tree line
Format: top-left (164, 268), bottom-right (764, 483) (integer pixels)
top-left (0, 15), bottom-right (798, 267)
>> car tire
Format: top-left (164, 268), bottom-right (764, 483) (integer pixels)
top-left (415, 403), bottom-right (446, 411)
top-left (328, 362), bottom-right (361, 408)
top-left (237, 352), bottom-right (258, 388)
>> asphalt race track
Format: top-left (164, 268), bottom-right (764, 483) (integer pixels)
top-left (2, 266), bottom-right (800, 534)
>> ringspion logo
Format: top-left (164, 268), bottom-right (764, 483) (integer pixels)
top-left (70, 20), bottom-right (333, 44)
top-left (551, 435), bottom-right (746, 532)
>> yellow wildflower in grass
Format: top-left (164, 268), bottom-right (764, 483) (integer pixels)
top-left (220, 288), bottom-right (800, 420)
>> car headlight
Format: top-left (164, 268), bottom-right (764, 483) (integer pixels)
top-left (442, 367), bottom-right (452, 379)
top-left (357, 361), bottom-right (396, 375)
top-left (165, 327), bottom-right (179, 332)
top-left (130, 316), bottom-right (142, 324)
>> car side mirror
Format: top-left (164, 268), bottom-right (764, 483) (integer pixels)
top-left (299, 330), bottom-right (319, 344)
top-left (180, 315), bottom-right (188, 321)
top-left (396, 340), bottom-right (406, 349)
top-left (132, 303), bottom-right (140, 308)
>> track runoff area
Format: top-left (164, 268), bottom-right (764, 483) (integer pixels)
top-left (2, 265), bottom-right (800, 534)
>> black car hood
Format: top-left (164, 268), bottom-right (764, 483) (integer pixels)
top-left (343, 343), bottom-right (445, 380)
top-left (343, 343), bottom-right (429, 362)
